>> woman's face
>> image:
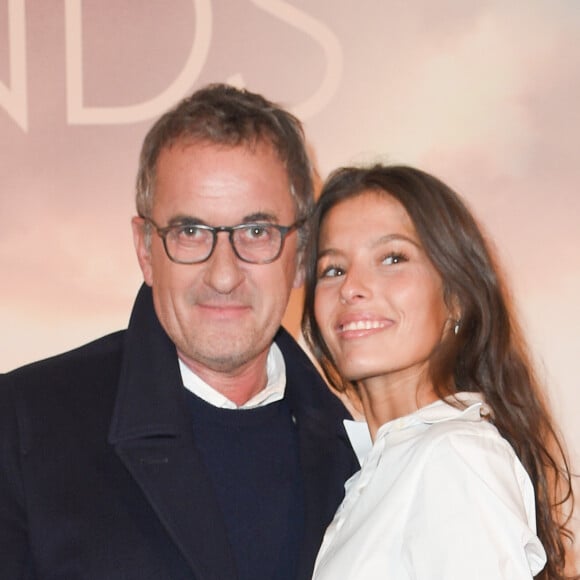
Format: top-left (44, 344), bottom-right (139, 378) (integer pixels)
top-left (314, 190), bottom-right (452, 386)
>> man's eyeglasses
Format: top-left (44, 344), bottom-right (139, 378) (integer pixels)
top-left (141, 217), bottom-right (304, 265)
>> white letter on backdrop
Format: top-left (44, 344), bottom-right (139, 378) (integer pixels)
top-left (0, 0), bottom-right (28, 131)
top-left (65, 0), bottom-right (212, 125)
top-left (249, 0), bottom-right (342, 120)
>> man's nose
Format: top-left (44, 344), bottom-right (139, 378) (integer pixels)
top-left (202, 232), bottom-right (245, 293)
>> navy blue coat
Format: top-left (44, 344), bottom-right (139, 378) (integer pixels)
top-left (0, 285), bottom-right (358, 580)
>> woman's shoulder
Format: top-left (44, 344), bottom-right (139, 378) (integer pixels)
top-left (416, 412), bottom-right (534, 507)
top-left (410, 394), bottom-right (517, 466)
top-left (423, 411), bottom-right (519, 467)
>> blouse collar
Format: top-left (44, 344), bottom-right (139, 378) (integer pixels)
top-left (344, 392), bottom-right (490, 465)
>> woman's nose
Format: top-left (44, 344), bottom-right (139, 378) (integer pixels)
top-left (338, 268), bottom-right (371, 305)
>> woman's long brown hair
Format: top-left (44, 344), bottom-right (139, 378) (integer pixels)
top-left (302, 164), bottom-right (576, 579)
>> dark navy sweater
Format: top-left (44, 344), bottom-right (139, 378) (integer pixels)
top-left (186, 392), bottom-right (304, 580)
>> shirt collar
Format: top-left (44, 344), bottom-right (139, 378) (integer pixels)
top-left (344, 392), bottom-right (489, 465)
top-left (179, 342), bottom-right (286, 409)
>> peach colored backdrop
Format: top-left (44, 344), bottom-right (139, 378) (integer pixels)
top-left (1, 0), bottom-right (579, 565)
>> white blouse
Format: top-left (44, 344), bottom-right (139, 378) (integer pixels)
top-left (312, 394), bottom-right (546, 579)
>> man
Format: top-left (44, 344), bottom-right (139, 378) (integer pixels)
top-left (0, 84), bottom-right (358, 580)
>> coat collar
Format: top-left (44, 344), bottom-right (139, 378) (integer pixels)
top-left (108, 285), bottom-right (350, 441)
top-left (108, 284), bottom-right (356, 580)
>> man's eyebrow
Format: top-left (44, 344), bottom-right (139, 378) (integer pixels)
top-left (165, 212), bottom-right (280, 227)
top-left (166, 215), bottom-right (206, 226)
top-left (242, 212), bottom-right (279, 224)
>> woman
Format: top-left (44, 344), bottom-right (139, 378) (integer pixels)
top-left (302, 164), bottom-right (575, 579)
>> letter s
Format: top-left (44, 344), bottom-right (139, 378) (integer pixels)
top-left (248, 0), bottom-right (343, 120)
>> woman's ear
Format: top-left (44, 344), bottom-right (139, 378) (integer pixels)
top-left (446, 291), bottom-right (462, 322)
top-left (445, 292), bottom-right (463, 335)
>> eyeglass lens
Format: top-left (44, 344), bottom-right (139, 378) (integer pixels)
top-left (165, 224), bottom-right (284, 264)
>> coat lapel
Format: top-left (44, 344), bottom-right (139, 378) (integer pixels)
top-left (108, 285), bottom-right (237, 580)
top-left (278, 329), bottom-right (358, 580)
top-left (295, 416), bottom-right (353, 580)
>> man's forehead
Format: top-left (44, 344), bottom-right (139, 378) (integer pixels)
top-left (152, 140), bottom-right (296, 224)
top-left (160, 135), bottom-right (282, 160)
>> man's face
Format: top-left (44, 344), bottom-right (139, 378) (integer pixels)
top-left (132, 140), bottom-right (303, 377)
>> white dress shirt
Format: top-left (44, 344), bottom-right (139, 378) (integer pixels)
top-left (312, 393), bottom-right (546, 579)
top-left (179, 343), bottom-right (286, 409)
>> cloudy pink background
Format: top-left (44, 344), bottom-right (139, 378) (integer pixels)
top-left (1, 0), bottom-right (579, 564)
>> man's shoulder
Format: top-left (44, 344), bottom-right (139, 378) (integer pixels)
top-left (1, 330), bottom-right (126, 392)
top-left (0, 331), bottom-right (128, 443)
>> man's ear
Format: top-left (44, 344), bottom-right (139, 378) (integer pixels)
top-left (293, 265), bottom-right (305, 289)
top-left (293, 248), bottom-right (306, 289)
top-left (131, 217), bottom-right (154, 286)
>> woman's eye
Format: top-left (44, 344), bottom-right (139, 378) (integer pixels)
top-left (382, 253), bottom-right (407, 265)
top-left (318, 265), bottom-right (345, 278)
